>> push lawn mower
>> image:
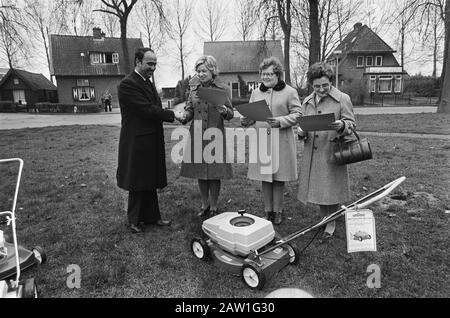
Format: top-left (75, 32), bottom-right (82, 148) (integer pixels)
top-left (190, 176), bottom-right (406, 290)
top-left (0, 158), bottom-right (47, 298)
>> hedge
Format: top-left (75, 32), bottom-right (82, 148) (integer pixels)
top-left (0, 101), bottom-right (16, 112)
top-left (34, 102), bottom-right (102, 113)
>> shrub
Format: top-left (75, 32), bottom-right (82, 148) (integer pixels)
top-left (35, 103), bottom-right (102, 113)
top-left (0, 101), bottom-right (16, 112)
top-left (403, 75), bottom-right (440, 97)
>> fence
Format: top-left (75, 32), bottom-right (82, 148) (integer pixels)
top-left (364, 94), bottom-right (438, 106)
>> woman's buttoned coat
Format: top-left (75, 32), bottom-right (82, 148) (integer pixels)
top-left (246, 84), bottom-right (302, 182)
top-left (297, 87), bottom-right (356, 205)
top-left (179, 80), bottom-right (233, 180)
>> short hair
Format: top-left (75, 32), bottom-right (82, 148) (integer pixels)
top-left (259, 56), bottom-right (284, 78)
top-left (135, 47), bottom-right (155, 66)
top-left (195, 55), bottom-right (219, 78)
top-left (307, 62), bottom-right (335, 84)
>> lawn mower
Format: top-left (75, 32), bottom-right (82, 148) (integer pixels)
top-left (190, 176), bottom-right (406, 290)
top-left (0, 158), bottom-right (47, 298)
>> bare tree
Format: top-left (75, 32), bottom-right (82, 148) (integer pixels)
top-left (196, 0), bottom-right (228, 42)
top-left (93, 0), bottom-right (165, 74)
top-left (168, 0), bottom-right (193, 81)
top-left (309, 0), bottom-right (320, 66)
top-left (259, 0), bottom-right (295, 84)
top-left (398, 0), bottom-right (449, 112)
top-left (101, 8), bottom-right (120, 37)
top-left (0, 2), bottom-right (28, 68)
top-left (235, 0), bottom-right (258, 41)
top-left (135, 0), bottom-right (169, 52)
top-left (23, 0), bottom-right (70, 83)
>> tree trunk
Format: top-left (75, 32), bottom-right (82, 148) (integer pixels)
top-left (120, 21), bottom-right (131, 74)
top-left (308, 0), bottom-right (320, 66)
top-left (180, 35), bottom-right (185, 81)
top-left (437, 0), bottom-right (449, 113)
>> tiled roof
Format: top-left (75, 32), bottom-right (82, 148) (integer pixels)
top-left (0, 69), bottom-right (56, 90)
top-left (203, 40), bottom-right (284, 73)
top-left (50, 34), bottom-right (143, 76)
top-left (336, 23), bottom-right (395, 54)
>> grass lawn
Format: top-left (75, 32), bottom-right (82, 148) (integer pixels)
top-left (0, 113), bottom-right (449, 298)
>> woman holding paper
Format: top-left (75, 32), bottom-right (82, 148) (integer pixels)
top-left (297, 61), bottom-right (355, 241)
top-left (179, 55), bottom-right (234, 218)
top-left (241, 56), bottom-right (302, 225)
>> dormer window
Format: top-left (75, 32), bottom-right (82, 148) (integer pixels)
top-left (375, 56), bottom-right (383, 66)
top-left (357, 56), bottom-right (364, 67)
top-left (90, 52), bottom-right (119, 65)
top-left (13, 78), bottom-right (19, 85)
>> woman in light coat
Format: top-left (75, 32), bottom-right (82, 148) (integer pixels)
top-left (241, 57), bottom-right (302, 225)
top-left (180, 55), bottom-right (234, 218)
top-left (297, 62), bottom-right (356, 240)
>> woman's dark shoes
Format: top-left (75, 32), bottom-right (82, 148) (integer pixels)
top-left (197, 206), bottom-right (211, 218)
top-left (319, 231), bottom-right (334, 244)
top-left (265, 212), bottom-right (275, 222)
top-left (129, 223), bottom-right (144, 234)
top-left (155, 219), bottom-right (172, 226)
top-left (273, 212), bottom-right (283, 225)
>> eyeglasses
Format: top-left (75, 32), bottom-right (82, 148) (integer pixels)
top-left (146, 62), bottom-right (157, 67)
top-left (261, 72), bottom-right (276, 78)
top-left (312, 83), bottom-right (330, 89)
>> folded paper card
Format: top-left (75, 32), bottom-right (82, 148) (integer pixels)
top-left (235, 100), bottom-right (272, 122)
top-left (298, 113), bottom-right (335, 131)
top-left (197, 87), bottom-right (229, 105)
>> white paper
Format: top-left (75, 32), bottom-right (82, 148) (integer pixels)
top-left (345, 209), bottom-right (377, 253)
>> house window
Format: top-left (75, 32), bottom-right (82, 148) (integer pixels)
top-left (378, 76), bottom-right (393, 93)
top-left (366, 56), bottom-right (373, 66)
top-left (112, 53), bottom-right (119, 64)
top-left (375, 56), bottom-right (383, 66)
top-left (357, 56), bottom-right (364, 67)
top-left (394, 75), bottom-right (402, 93)
top-left (13, 78), bottom-right (19, 85)
top-left (90, 52), bottom-right (117, 64)
top-left (77, 79), bottom-right (89, 87)
top-left (13, 90), bottom-right (26, 104)
top-left (369, 76), bottom-right (376, 93)
top-left (231, 82), bottom-right (240, 98)
top-left (72, 83), bottom-right (95, 102)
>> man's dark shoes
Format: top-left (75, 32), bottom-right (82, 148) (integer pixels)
top-left (156, 219), bottom-right (171, 226)
top-left (129, 223), bottom-right (144, 234)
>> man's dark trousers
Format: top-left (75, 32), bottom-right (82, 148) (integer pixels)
top-left (127, 190), bottom-right (161, 225)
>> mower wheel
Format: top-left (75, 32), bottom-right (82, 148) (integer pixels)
top-left (241, 263), bottom-right (266, 290)
top-left (191, 237), bottom-right (209, 260)
top-left (32, 246), bottom-right (47, 264)
top-left (286, 243), bottom-right (299, 265)
top-left (22, 278), bottom-right (38, 298)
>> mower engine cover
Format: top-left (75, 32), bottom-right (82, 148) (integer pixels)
top-left (202, 212), bottom-right (275, 256)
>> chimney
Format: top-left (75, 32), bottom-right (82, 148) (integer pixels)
top-left (354, 23), bottom-right (362, 31)
top-left (93, 27), bottom-right (104, 39)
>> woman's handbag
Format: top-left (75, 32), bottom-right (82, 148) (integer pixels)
top-left (331, 128), bottom-right (372, 165)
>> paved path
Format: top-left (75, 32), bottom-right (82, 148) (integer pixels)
top-left (0, 106), bottom-right (439, 131)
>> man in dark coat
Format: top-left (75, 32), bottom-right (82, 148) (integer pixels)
top-left (117, 47), bottom-right (183, 233)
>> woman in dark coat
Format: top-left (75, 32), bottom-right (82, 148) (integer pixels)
top-left (179, 55), bottom-right (234, 217)
top-left (297, 62), bottom-right (356, 240)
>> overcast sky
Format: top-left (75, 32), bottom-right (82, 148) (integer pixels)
top-left (1, 0), bottom-right (442, 89)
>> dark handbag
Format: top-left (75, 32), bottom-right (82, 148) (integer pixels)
top-left (331, 128), bottom-right (372, 165)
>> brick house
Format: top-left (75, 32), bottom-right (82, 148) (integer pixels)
top-left (50, 27), bottom-right (143, 109)
top-left (326, 23), bottom-right (407, 104)
top-left (0, 68), bottom-right (57, 110)
top-left (203, 40), bottom-right (284, 99)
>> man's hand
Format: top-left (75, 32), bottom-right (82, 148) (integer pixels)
top-left (173, 109), bottom-right (185, 122)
